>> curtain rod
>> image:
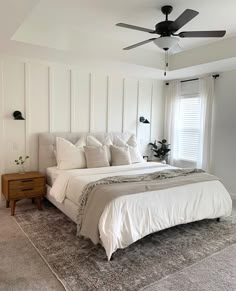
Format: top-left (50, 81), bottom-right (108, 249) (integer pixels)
top-left (165, 74), bottom-right (220, 86)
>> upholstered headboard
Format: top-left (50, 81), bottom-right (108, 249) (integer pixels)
top-left (38, 132), bottom-right (133, 173)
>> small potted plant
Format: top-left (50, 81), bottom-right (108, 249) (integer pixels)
top-left (14, 156), bottom-right (29, 174)
top-left (149, 139), bottom-right (171, 164)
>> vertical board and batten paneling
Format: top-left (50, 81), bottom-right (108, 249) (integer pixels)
top-left (107, 75), bottom-right (123, 132)
top-left (90, 73), bottom-right (108, 132)
top-left (3, 60), bottom-right (26, 173)
top-left (123, 78), bottom-right (138, 135)
top-left (0, 60), bottom-right (4, 193)
top-left (137, 79), bottom-right (153, 154)
top-left (151, 80), bottom-right (164, 142)
top-left (0, 57), bottom-right (165, 200)
top-left (51, 67), bottom-right (71, 132)
top-left (29, 63), bottom-right (49, 170)
top-left (71, 71), bottom-right (91, 132)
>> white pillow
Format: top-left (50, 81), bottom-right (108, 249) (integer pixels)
top-left (87, 135), bottom-right (112, 163)
top-left (115, 136), bottom-right (144, 164)
top-left (56, 137), bottom-right (86, 170)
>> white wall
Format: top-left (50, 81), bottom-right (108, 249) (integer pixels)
top-left (0, 56), bottom-right (164, 180)
top-left (212, 70), bottom-right (236, 196)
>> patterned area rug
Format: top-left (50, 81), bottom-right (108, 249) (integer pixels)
top-left (14, 202), bottom-right (236, 291)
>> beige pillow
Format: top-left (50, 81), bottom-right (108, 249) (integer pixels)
top-left (115, 136), bottom-right (144, 163)
top-left (84, 146), bottom-right (110, 168)
top-left (110, 145), bottom-right (131, 166)
top-left (87, 135), bottom-right (112, 164)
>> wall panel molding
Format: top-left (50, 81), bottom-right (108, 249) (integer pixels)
top-left (24, 63), bottom-right (31, 170)
top-left (48, 66), bottom-right (54, 132)
top-left (0, 56), bottom-right (164, 181)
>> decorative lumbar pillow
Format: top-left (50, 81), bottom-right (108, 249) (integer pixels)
top-left (84, 146), bottom-right (110, 168)
top-left (56, 137), bottom-right (86, 170)
top-left (115, 136), bottom-right (144, 164)
top-left (110, 145), bottom-right (131, 166)
top-left (87, 135), bottom-right (112, 163)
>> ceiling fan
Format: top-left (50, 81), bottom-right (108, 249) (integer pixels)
top-left (116, 5), bottom-right (226, 52)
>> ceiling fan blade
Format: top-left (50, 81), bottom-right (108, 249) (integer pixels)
top-left (116, 23), bottom-right (155, 33)
top-left (178, 30), bottom-right (226, 38)
top-left (123, 38), bottom-right (156, 50)
top-left (170, 9), bottom-right (199, 31)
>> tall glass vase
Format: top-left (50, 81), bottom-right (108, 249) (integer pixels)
top-left (18, 164), bottom-right (25, 174)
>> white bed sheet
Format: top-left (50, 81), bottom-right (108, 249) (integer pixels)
top-left (49, 162), bottom-right (232, 260)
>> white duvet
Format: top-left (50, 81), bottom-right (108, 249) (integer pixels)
top-left (50, 162), bottom-right (232, 259)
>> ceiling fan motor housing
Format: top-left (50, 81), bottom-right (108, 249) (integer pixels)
top-left (155, 21), bottom-right (176, 36)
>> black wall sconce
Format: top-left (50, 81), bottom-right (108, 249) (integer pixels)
top-left (13, 111), bottom-right (25, 120)
top-left (139, 116), bottom-right (150, 124)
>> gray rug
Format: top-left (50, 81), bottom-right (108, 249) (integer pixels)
top-left (14, 202), bottom-right (236, 291)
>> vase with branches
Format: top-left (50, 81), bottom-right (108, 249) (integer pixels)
top-left (14, 156), bottom-right (29, 174)
top-left (149, 139), bottom-right (171, 163)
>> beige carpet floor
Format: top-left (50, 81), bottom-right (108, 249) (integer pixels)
top-left (0, 200), bottom-right (65, 291)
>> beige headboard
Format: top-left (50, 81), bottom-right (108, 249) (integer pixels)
top-left (38, 132), bottom-right (133, 173)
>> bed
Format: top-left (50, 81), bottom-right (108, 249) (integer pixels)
top-left (39, 132), bottom-right (232, 260)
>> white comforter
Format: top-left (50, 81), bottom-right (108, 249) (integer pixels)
top-left (50, 162), bottom-right (232, 259)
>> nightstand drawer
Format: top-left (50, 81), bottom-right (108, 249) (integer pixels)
top-left (9, 186), bottom-right (45, 199)
top-left (9, 178), bottom-right (44, 190)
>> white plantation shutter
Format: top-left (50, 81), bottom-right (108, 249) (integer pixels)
top-left (175, 96), bottom-right (201, 162)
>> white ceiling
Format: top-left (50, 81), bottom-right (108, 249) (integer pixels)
top-left (1, 0), bottom-right (236, 79)
top-left (13, 0), bottom-right (236, 52)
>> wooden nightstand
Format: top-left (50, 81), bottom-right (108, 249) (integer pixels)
top-left (1, 172), bottom-right (46, 216)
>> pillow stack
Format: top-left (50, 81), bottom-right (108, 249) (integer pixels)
top-left (55, 134), bottom-right (144, 169)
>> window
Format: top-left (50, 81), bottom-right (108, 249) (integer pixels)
top-left (174, 95), bottom-right (201, 162)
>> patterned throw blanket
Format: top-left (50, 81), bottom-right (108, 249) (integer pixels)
top-left (77, 168), bottom-right (218, 243)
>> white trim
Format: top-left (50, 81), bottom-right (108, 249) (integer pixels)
top-left (122, 78), bottom-right (125, 133)
top-left (48, 67), bottom-right (54, 133)
top-left (89, 73), bottom-right (92, 132)
top-left (150, 82), bottom-right (154, 143)
top-left (24, 63), bottom-right (31, 170)
top-left (0, 60), bottom-right (4, 201)
top-left (106, 75), bottom-right (109, 133)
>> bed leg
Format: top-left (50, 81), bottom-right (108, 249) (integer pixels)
top-left (216, 218), bottom-right (220, 222)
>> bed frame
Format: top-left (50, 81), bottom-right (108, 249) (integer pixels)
top-left (38, 132), bottom-right (135, 222)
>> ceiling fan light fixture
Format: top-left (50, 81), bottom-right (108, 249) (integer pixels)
top-left (153, 36), bottom-right (179, 51)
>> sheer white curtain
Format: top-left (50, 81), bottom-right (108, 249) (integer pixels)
top-left (198, 76), bottom-right (215, 171)
top-left (164, 81), bottom-right (180, 165)
top-left (165, 77), bottom-right (215, 171)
